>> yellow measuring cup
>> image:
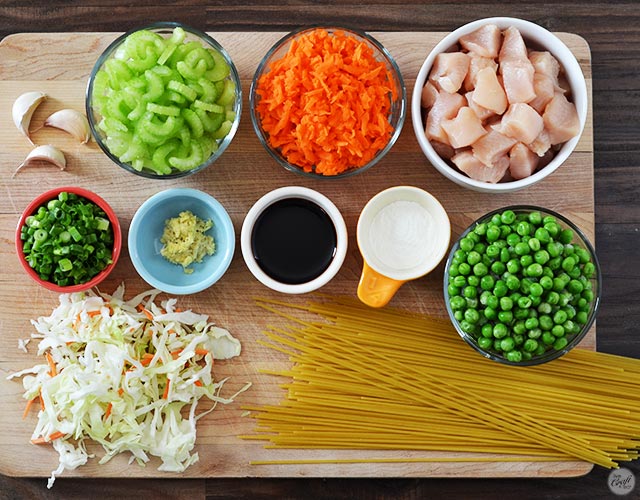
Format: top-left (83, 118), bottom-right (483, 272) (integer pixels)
top-left (356, 186), bottom-right (451, 308)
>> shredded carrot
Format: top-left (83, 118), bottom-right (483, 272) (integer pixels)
top-left (45, 352), bottom-right (57, 377)
top-left (140, 353), bottom-right (154, 366)
top-left (104, 402), bottom-right (113, 420)
top-left (142, 309), bottom-right (153, 321)
top-left (171, 349), bottom-right (183, 360)
top-left (194, 380), bottom-right (203, 387)
top-left (194, 348), bottom-right (209, 356)
top-left (87, 310), bottom-right (102, 318)
top-left (118, 387), bottom-right (124, 396)
top-left (31, 431), bottom-right (65, 445)
top-left (23, 397), bottom-right (37, 419)
top-left (163, 379), bottom-right (170, 399)
top-left (255, 28), bottom-right (398, 175)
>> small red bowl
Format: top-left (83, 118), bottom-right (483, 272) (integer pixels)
top-left (15, 186), bottom-right (122, 293)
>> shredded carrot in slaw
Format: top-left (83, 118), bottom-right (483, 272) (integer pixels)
top-left (255, 28), bottom-right (398, 175)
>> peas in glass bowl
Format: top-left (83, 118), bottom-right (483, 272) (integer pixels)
top-left (444, 206), bottom-right (601, 366)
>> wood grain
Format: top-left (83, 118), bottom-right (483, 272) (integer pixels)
top-left (0, 31), bottom-right (594, 481)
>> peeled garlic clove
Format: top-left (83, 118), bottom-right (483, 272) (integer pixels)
top-left (12, 91), bottom-right (47, 145)
top-left (13, 145), bottom-right (66, 177)
top-left (44, 109), bottom-right (91, 144)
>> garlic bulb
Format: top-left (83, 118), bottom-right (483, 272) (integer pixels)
top-left (44, 109), bottom-right (91, 144)
top-left (13, 145), bottom-right (67, 177)
top-left (12, 91), bottom-right (47, 145)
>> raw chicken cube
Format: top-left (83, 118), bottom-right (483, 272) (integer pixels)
top-left (421, 81), bottom-right (439, 109)
top-left (425, 90), bottom-right (466, 144)
top-left (453, 149), bottom-right (509, 183)
top-left (471, 129), bottom-right (517, 168)
top-left (499, 26), bottom-right (529, 62)
top-left (527, 128), bottom-right (552, 157)
top-left (459, 24), bottom-right (503, 59)
top-left (431, 140), bottom-right (456, 160)
top-left (429, 52), bottom-right (470, 93)
top-left (500, 59), bottom-right (536, 104)
top-left (463, 55), bottom-right (499, 92)
top-left (441, 107), bottom-right (487, 148)
top-left (543, 92), bottom-right (580, 145)
top-left (529, 51), bottom-right (560, 81)
top-left (465, 91), bottom-right (496, 121)
top-left (495, 103), bottom-right (544, 144)
top-left (472, 67), bottom-right (508, 115)
top-left (509, 142), bottom-right (540, 179)
top-left (528, 73), bottom-right (556, 114)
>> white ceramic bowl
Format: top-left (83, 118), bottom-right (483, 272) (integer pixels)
top-left (240, 186), bottom-right (348, 294)
top-left (411, 17), bottom-right (588, 193)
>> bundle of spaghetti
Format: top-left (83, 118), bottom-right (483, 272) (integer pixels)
top-left (241, 297), bottom-right (640, 467)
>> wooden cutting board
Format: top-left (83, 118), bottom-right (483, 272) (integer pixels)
top-left (0, 31), bottom-right (594, 479)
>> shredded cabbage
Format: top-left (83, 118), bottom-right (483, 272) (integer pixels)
top-left (7, 284), bottom-right (249, 488)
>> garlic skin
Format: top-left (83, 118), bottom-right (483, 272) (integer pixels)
top-left (12, 91), bottom-right (47, 145)
top-left (44, 109), bottom-right (91, 144)
top-left (13, 145), bottom-right (67, 177)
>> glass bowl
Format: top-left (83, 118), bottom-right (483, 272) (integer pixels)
top-left (250, 26), bottom-right (406, 179)
top-left (443, 205), bottom-right (601, 366)
top-left (411, 17), bottom-right (588, 193)
top-left (86, 22), bottom-right (242, 179)
top-left (15, 186), bottom-right (122, 293)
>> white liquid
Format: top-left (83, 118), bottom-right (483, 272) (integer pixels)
top-left (368, 200), bottom-right (434, 271)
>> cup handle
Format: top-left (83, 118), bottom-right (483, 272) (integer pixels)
top-left (357, 261), bottom-right (405, 308)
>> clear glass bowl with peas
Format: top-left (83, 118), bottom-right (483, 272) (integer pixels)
top-left (444, 206), bottom-right (601, 366)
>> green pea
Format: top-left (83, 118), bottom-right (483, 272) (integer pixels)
top-left (564, 320), bottom-right (578, 334)
top-left (474, 242), bottom-right (487, 254)
top-left (506, 350), bottom-right (523, 362)
top-left (552, 277), bottom-right (566, 292)
top-left (484, 307), bottom-right (498, 320)
top-left (535, 344), bottom-right (547, 356)
top-left (547, 241), bottom-right (563, 258)
top-left (498, 310), bottom-right (513, 324)
top-left (467, 251), bottom-right (481, 266)
top-left (500, 337), bottom-right (515, 352)
top-left (534, 227), bottom-right (550, 244)
top-left (491, 214), bottom-right (502, 225)
top-left (519, 278), bottom-right (532, 294)
top-left (481, 323), bottom-right (494, 338)
top-left (486, 294), bottom-right (499, 310)
top-left (500, 225), bottom-right (512, 238)
top-left (583, 262), bottom-right (596, 278)
top-left (567, 279), bottom-right (584, 294)
top-left (501, 210), bottom-right (516, 224)
top-left (537, 302), bottom-right (552, 315)
top-left (534, 250), bottom-right (550, 265)
top-left (506, 233), bottom-right (520, 247)
top-left (473, 262), bottom-right (489, 277)
top-left (493, 339), bottom-right (503, 351)
top-left (553, 309), bottom-right (568, 325)
top-left (480, 275), bottom-right (495, 291)
top-left (517, 296), bottom-right (532, 309)
top-left (447, 284), bottom-right (460, 297)
top-left (450, 296), bottom-right (466, 310)
top-left (452, 275), bottom-right (466, 287)
top-left (541, 266), bottom-right (554, 279)
top-left (539, 315), bottom-right (553, 331)
top-left (528, 328), bottom-right (542, 339)
top-left (528, 238), bottom-right (541, 252)
top-left (500, 247), bottom-right (511, 263)
top-left (576, 311), bottom-right (589, 325)
top-left (505, 274), bottom-right (520, 291)
top-left (530, 295), bottom-right (542, 307)
top-left (486, 244), bottom-right (500, 258)
top-left (522, 351), bottom-right (533, 361)
top-left (486, 225), bottom-right (501, 242)
top-left (494, 281), bottom-right (508, 298)
top-left (520, 255), bottom-right (534, 268)
top-left (478, 337), bottom-right (493, 349)
top-left (460, 237), bottom-right (475, 252)
top-left (513, 320), bottom-right (527, 335)
top-left (516, 221), bottom-right (531, 236)
top-left (551, 325), bottom-right (565, 337)
top-left (523, 339), bottom-right (538, 352)
top-left (574, 247), bottom-right (591, 264)
top-left (539, 275), bottom-right (553, 290)
top-left (553, 336), bottom-right (569, 350)
top-left (454, 310), bottom-right (464, 321)
top-left (542, 331), bottom-right (555, 345)
top-left (464, 308), bottom-right (480, 324)
top-left (493, 323), bottom-right (508, 339)
top-left (528, 211), bottom-right (542, 226)
top-left (525, 316), bottom-right (539, 329)
top-left (467, 275), bottom-right (480, 287)
top-left (491, 261), bottom-right (506, 275)
top-left (514, 241), bottom-right (530, 256)
top-left (564, 244), bottom-right (575, 256)
top-left (499, 296), bottom-right (514, 311)
top-left (527, 263), bottom-right (543, 278)
top-left (544, 221), bottom-right (560, 237)
top-left (474, 222), bottom-right (487, 236)
top-left (459, 320), bottom-right (476, 334)
top-left (559, 228), bottom-right (574, 244)
top-left (548, 256), bottom-right (562, 271)
top-left (529, 282), bottom-right (544, 297)
top-left (582, 289), bottom-right (594, 303)
top-left (458, 262), bottom-right (471, 275)
top-left (506, 259), bottom-right (521, 274)
top-left (463, 286), bottom-right (477, 299)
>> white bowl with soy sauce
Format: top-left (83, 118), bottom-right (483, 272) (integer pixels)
top-left (240, 186), bottom-right (348, 294)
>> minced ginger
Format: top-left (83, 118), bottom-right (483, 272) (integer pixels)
top-left (160, 211), bottom-right (215, 274)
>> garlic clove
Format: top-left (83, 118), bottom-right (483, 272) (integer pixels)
top-left (44, 109), bottom-right (91, 144)
top-left (13, 145), bottom-right (67, 177)
top-left (12, 91), bottom-right (47, 145)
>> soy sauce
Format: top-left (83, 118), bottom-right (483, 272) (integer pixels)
top-left (251, 198), bottom-right (337, 284)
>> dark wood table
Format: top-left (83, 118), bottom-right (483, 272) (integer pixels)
top-left (1, 2), bottom-right (639, 499)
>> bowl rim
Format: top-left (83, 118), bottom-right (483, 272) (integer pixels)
top-left (411, 16), bottom-right (588, 193)
top-left (128, 187), bottom-right (236, 295)
top-left (443, 204), bottom-right (601, 366)
top-left (15, 186), bottom-right (122, 293)
top-left (85, 21), bottom-right (242, 180)
top-left (249, 25), bottom-right (407, 179)
top-left (240, 186), bottom-right (348, 293)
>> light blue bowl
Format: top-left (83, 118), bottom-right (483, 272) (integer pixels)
top-left (128, 188), bottom-right (235, 295)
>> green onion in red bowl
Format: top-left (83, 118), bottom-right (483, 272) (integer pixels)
top-left (15, 187), bottom-right (122, 292)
